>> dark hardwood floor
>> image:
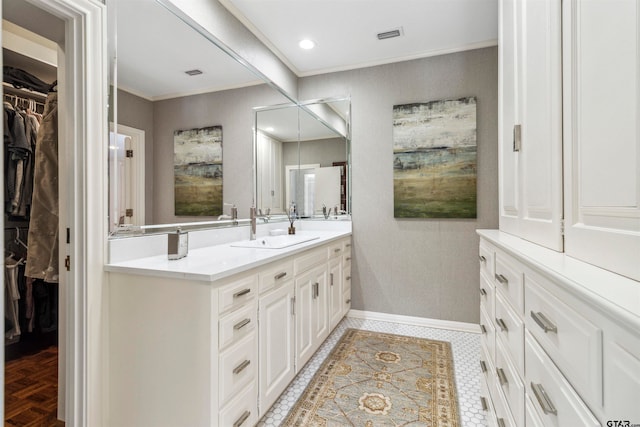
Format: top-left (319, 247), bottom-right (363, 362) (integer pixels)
top-left (5, 346), bottom-right (63, 426)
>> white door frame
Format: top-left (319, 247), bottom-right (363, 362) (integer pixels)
top-left (1, 0), bottom-right (108, 425)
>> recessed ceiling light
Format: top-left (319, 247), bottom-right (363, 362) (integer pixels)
top-left (265, 127), bottom-right (275, 132)
top-left (299, 39), bottom-right (316, 50)
top-left (184, 69), bottom-right (203, 76)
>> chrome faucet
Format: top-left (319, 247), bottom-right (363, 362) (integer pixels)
top-left (250, 205), bottom-right (257, 240)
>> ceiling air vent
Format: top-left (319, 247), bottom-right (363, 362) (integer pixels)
top-left (377, 27), bottom-right (403, 40)
top-left (184, 69), bottom-right (203, 76)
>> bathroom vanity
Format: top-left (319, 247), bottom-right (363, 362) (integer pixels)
top-left (105, 224), bottom-right (351, 427)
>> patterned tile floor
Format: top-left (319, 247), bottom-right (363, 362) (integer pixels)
top-left (257, 316), bottom-right (488, 427)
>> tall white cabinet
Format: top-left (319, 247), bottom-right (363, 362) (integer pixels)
top-left (499, 0), bottom-right (640, 279)
top-left (499, 0), bottom-right (563, 252)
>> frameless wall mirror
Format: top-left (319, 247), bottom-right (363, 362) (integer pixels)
top-left (107, 0), bottom-right (293, 235)
top-left (255, 97), bottom-right (351, 220)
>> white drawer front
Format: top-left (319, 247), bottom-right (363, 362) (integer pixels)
top-left (328, 241), bottom-right (343, 258)
top-left (219, 383), bottom-right (257, 427)
top-left (525, 274), bottom-right (602, 406)
top-left (491, 386), bottom-right (517, 427)
top-left (495, 338), bottom-right (525, 427)
top-left (495, 291), bottom-right (524, 375)
top-left (494, 251), bottom-right (524, 313)
top-left (480, 342), bottom-right (495, 394)
top-left (479, 240), bottom-right (495, 280)
top-left (258, 260), bottom-right (293, 294)
top-left (479, 375), bottom-right (496, 427)
top-left (220, 332), bottom-right (257, 407)
top-left (343, 265), bottom-right (351, 293)
top-left (604, 334), bottom-right (640, 423)
top-left (480, 272), bottom-right (495, 319)
top-left (480, 305), bottom-right (496, 362)
top-left (525, 332), bottom-right (600, 427)
top-left (219, 275), bottom-right (258, 314)
top-left (294, 247), bottom-right (326, 275)
top-left (219, 302), bottom-right (257, 350)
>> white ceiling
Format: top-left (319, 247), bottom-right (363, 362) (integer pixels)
top-left (220, 0), bottom-right (498, 77)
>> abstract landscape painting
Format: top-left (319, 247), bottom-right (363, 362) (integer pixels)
top-left (393, 97), bottom-right (477, 218)
top-left (174, 126), bottom-right (223, 216)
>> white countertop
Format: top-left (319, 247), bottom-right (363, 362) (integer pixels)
top-left (477, 229), bottom-right (640, 330)
top-left (105, 230), bottom-right (350, 282)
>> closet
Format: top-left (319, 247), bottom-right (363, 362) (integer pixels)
top-left (2, 5), bottom-right (65, 425)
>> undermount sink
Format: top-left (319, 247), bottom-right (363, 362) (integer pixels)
top-left (230, 234), bottom-right (319, 249)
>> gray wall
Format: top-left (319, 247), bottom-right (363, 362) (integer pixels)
top-left (282, 137), bottom-right (347, 168)
top-left (299, 47), bottom-right (499, 323)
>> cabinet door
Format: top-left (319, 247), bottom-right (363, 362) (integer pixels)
top-left (311, 265), bottom-right (329, 348)
top-left (563, 0), bottom-right (640, 281)
top-left (295, 270), bottom-right (315, 371)
top-left (499, 0), bottom-right (563, 251)
top-left (498, 0), bottom-right (520, 235)
top-left (328, 257), bottom-right (343, 330)
top-left (518, 0), bottom-right (563, 251)
top-left (259, 281), bottom-right (295, 416)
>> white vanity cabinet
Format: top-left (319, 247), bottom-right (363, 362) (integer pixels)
top-left (478, 231), bottom-right (640, 426)
top-left (107, 232), bottom-right (351, 427)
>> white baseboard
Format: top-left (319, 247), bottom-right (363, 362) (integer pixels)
top-left (347, 309), bottom-right (481, 334)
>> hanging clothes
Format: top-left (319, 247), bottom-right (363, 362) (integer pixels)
top-left (5, 255), bottom-right (23, 340)
top-left (25, 92), bottom-right (59, 283)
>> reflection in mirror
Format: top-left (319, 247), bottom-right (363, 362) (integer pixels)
top-left (255, 98), bottom-right (351, 220)
top-left (108, 0), bottom-right (293, 235)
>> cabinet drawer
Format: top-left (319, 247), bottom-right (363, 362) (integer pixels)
top-left (258, 260), bottom-right (294, 294)
top-left (219, 302), bottom-right (257, 350)
top-left (219, 383), bottom-right (257, 427)
top-left (480, 342), bottom-right (495, 394)
top-left (479, 375), bottom-right (496, 427)
top-left (219, 275), bottom-right (258, 314)
top-left (480, 305), bottom-right (496, 362)
top-left (526, 395), bottom-right (545, 427)
top-left (342, 289), bottom-right (351, 314)
top-left (604, 330), bottom-right (640, 423)
top-left (343, 265), bottom-right (351, 293)
top-left (220, 332), bottom-right (257, 407)
top-left (479, 240), bottom-right (495, 280)
top-left (525, 273), bottom-right (602, 406)
top-left (495, 338), bottom-right (525, 427)
top-left (525, 332), bottom-right (600, 427)
top-left (494, 251), bottom-right (524, 313)
top-left (495, 292), bottom-right (524, 375)
top-left (294, 247), bottom-right (326, 275)
top-left (328, 241), bottom-right (343, 258)
top-left (491, 386), bottom-right (517, 427)
top-left (480, 272), bottom-right (494, 319)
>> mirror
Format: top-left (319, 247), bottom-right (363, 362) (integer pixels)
top-left (108, 0), bottom-right (294, 234)
top-left (255, 97), bottom-right (351, 219)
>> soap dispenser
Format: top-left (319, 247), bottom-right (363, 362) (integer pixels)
top-left (168, 227), bottom-right (188, 260)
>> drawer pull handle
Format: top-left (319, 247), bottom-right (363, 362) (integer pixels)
top-left (274, 272), bottom-right (287, 280)
top-left (233, 410), bottom-right (251, 427)
top-left (479, 255), bottom-right (487, 263)
top-left (330, 273), bottom-right (334, 286)
top-left (291, 297), bottom-right (296, 316)
top-left (334, 248), bottom-right (341, 253)
top-left (233, 318), bottom-right (251, 330)
top-left (480, 360), bottom-right (487, 373)
top-left (346, 243), bottom-right (352, 247)
top-left (495, 274), bottom-right (508, 285)
top-left (531, 311), bottom-right (557, 334)
top-left (233, 288), bottom-right (251, 298)
top-left (346, 256), bottom-right (352, 261)
top-left (346, 299), bottom-right (351, 304)
top-left (496, 367), bottom-right (508, 386)
top-left (346, 275), bottom-right (351, 281)
top-left (312, 282), bottom-right (319, 299)
top-left (495, 318), bottom-right (508, 332)
top-left (531, 382), bottom-right (557, 415)
top-left (480, 396), bottom-right (488, 411)
top-left (480, 324), bottom-right (487, 334)
top-left (497, 418), bottom-right (506, 427)
top-left (233, 359), bottom-right (251, 375)
top-left (479, 288), bottom-right (487, 296)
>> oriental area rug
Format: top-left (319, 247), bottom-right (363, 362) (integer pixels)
top-left (282, 329), bottom-right (460, 426)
